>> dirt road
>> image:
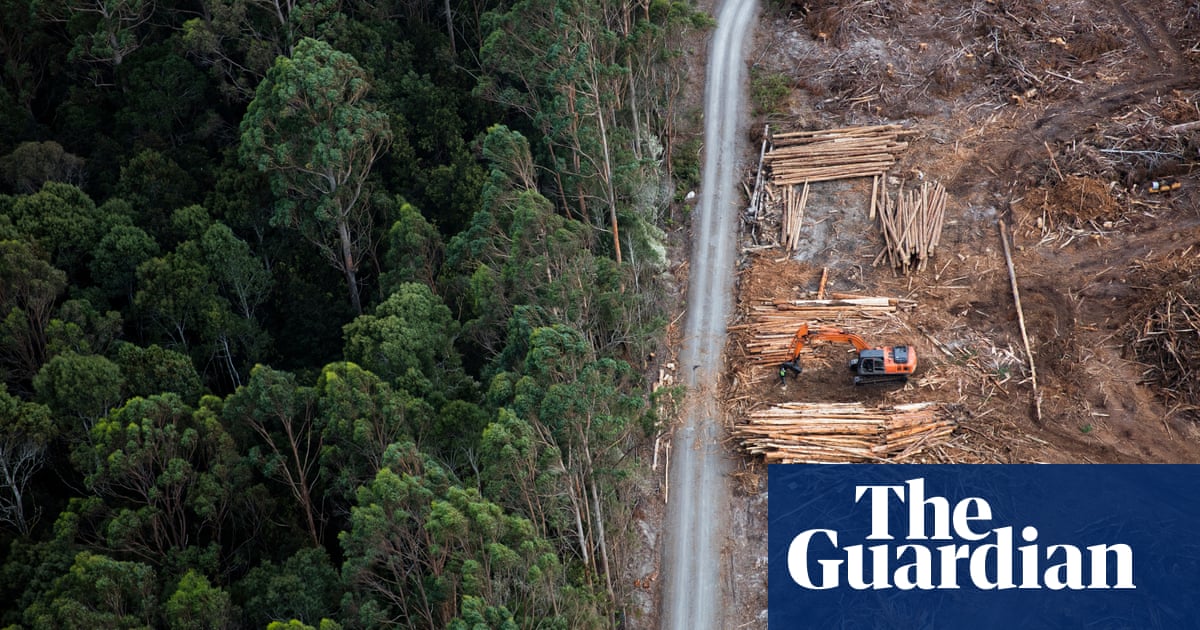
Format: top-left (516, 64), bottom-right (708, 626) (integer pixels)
top-left (659, 0), bottom-right (757, 627)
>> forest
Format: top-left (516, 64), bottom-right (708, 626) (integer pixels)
top-left (0, 0), bottom-right (711, 626)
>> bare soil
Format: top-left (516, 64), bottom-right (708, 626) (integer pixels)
top-left (726, 0), bottom-right (1200, 624)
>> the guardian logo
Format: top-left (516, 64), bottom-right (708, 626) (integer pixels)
top-left (788, 478), bottom-right (1135, 591)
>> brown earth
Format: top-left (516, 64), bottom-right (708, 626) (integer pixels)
top-left (724, 0), bottom-right (1200, 623)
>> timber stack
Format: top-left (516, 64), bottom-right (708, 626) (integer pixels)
top-left (765, 124), bottom-right (911, 185)
top-left (733, 401), bottom-right (955, 463)
top-left (762, 124), bottom-right (912, 252)
top-left (730, 295), bottom-right (911, 367)
top-left (875, 179), bottom-right (948, 273)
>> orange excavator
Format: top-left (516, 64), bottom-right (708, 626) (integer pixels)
top-left (780, 323), bottom-right (917, 386)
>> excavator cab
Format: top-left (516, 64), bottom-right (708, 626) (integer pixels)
top-left (849, 345), bottom-right (915, 385)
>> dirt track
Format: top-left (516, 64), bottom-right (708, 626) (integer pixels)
top-left (658, 0), bottom-right (757, 628)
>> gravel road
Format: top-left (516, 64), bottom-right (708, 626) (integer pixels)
top-left (659, 0), bottom-right (757, 627)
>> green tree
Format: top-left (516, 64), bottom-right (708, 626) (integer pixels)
top-left (0, 386), bottom-right (54, 535)
top-left (115, 150), bottom-right (200, 244)
top-left (72, 394), bottom-right (238, 568)
top-left (314, 361), bottom-right (416, 499)
top-left (341, 442), bottom-right (593, 629)
top-left (342, 282), bottom-right (462, 396)
top-left (485, 324), bottom-right (644, 605)
top-left (44, 298), bottom-right (123, 359)
top-left (0, 240), bottom-right (66, 389)
top-left (133, 244), bottom-right (221, 350)
top-left (223, 365), bottom-right (325, 547)
top-left (115, 343), bottom-right (203, 402)
top-left (165, 570), bottom-right (234, 630)
top-left (266, 619), bottom-right (344, 630)
top-left (379, 200), bottom-right (444, 294)
top-left (0, 141), bottom-right (86, 193)
top-left (62, 0), bottom-right (155, 69)
top-left (200, 222), bottom-right (272, 320)
top-left (235, 547), bottom-right (342, 628)
top-left (91, 223), bottom-right (159, 304)
top-left (8, 182), bottom-right (102, 277)
top-left (24, 551), bottom-right (157, 630)
top-left (33, 351), bottom-right (124, 435)
top-left (239, 36), bottom-right (392, 314)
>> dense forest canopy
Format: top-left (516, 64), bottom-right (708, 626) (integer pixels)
top-left (0, 0), bottom-right (710, 627)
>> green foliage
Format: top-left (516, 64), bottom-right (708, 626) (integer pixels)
top-left (222, 365), bottom-right (327, 546)
top-left (443, 174), bottom-right (640, 359)
top-left (170, 205), bottom-right (213, 244)
top-left (8, 182), bottom-right (102, 277)
top-left (235, 547), bottom-right (342, 628)
top-left (313, 361), bottom-right (416, 498)
top-left (74, 394), bottom-right (239, 567)
top-left (91, 224), bottom-right (159, 303)
top-left (115, 343), bottom-right (203, 403)
top-left (266, 619), bottom-right (344, 630)
top-left (199, 222), bottom-right (272, 320)
top-left (115, 150), bottom-right (200, 244)
top-left (33, 351), bottom-right (124, 434)
top-left (380, 200), bottom-right (444, 294)
top-left (341, 443), bottom-right (596, 629)
top-left (0, 240), bottom-right (67, 389)
top-left (164, 570), bottom-right (233, 630)
top-left (343, 282), bottom-right (463, 396)
top-left (0, 386), bottom-right (54, 535)
top-left (239, 37), bottom-right (391, 314)
top-left (134, 244), bottom-right (222, 349)
top-left (0, 141), bottom-right (86, 194)
top-left (25, 551), bottom-right (158, 630)
top-left (0, 0), bottom-right (687, 624)
top-left (749, 67), bottom-right (792, 116)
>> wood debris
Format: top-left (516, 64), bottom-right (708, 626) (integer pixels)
top-left (733, 401), bottom-right (956, 463)
top-left (874, 179), bottom-right (948, 273)
top-left (1131, 281), bottom-right (1200, 410)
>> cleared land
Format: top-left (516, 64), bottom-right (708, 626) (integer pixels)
top-left (723, 0), bottom-right (1200, 622)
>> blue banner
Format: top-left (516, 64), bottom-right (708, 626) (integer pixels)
top-left (768, 465), bottom-right (1200, 629)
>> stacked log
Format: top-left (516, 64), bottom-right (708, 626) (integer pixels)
top-left (734, 402), bottom-right (955, 463)
top-left (765, 125), bottom-right (911, 185)
top-left (780, 182), bottom-right (809, 251)
top-left (731, 297), bottom-right (907, 366)
top-left (875, 180), bottom-right (948, 273)
top-left (765, 125), bottom-right (912, 251)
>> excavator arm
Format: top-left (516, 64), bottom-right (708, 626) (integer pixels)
top-left (786, 323), bottom-right (870, 362)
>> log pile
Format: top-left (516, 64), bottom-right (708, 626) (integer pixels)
top-left (763, 125), bottom-right (913, 252)
top-left (733, 402), bottom-right (955, 463)
top-left (731, 296), bottom-right (908, 366)
top-left (780, 181), bottom-right (809, 251)
top-left (765, 125), bottom-right (911, 185)
top-left (875, 180), bottom-right (948, 273)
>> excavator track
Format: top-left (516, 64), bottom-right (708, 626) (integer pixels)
top-left (852, 374), bottom-right (909, 387)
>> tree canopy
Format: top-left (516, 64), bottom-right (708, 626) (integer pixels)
top-left (0, 0), bottom-right (707, 625)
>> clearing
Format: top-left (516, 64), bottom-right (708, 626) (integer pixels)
top-left (723, 0), bottom-right (1200, 623)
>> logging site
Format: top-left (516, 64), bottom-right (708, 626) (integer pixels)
top-left (718, 0), bottom-right (1200, 473)
top-left (648, 0), bottom-right (1200, 624)
top-left (706, 0), bottom-right (1200, 619)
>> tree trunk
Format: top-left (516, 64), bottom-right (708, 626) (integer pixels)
top-left (337, 219), bottom-right (362, 314)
